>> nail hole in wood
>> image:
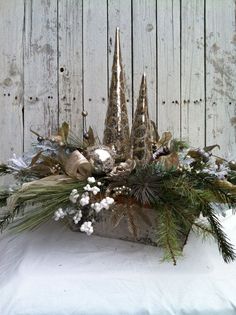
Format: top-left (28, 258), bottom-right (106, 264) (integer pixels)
top-left (8, 93), bottom-right (10, 96)
top-left (89, 98), bottom-right (92, 101)
top-left (73, 97), bottom-right (76, 101)
top-left (60, 67), bottom-right (64, 72)
top-left (30, 97), bottom-right (32, 100)
top-left (102, 97), bottom-right (105, 101)
top-left (3, 93), bottom-right (6, 96)
top-left (162, 101), bottom-right (165, 104)
top-left (15, 96), bottom-right (18, 100)
top-left (127, 99), bottom-right (129, 102)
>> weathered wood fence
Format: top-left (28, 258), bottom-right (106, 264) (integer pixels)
top-left (0, 0), bottom-right (235, 163)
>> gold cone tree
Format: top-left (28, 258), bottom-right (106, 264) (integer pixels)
top-left (103, 27), bottom-right (130, 161)
top-left (131, 74), bottom-right (152, 163)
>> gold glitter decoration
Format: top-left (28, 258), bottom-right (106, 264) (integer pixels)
top-left (130, 74), bottom-right (152, 163)
top-left (103, 27), bottom-right (130, 161)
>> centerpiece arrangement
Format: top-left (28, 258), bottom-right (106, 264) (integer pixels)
top-left (1, 28), bottom-right (236, 265)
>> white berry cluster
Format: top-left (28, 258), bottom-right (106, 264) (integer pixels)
top-left (69, 189), bottom-right (80, 203)
top-left (53, 176), bottom-right (115, 236)
top-left (80, 221), bottom-right (93, 235)
top-left (83, 177), bottom-right (102, 195)
top-left (54, 208), bottom-right (66, 221)
top-left (91, 196), bottom-right (115, 213)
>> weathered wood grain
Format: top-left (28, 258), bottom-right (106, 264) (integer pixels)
top-left (83, 0), bottom-right (108, 141)
top-left (24, 0), bottom-right (58, 150)
top-left (132, 0), bottom-right (157, 124)
top-left (0, 0), bottom-right (235, 162)
top-left (205, 0), bottom-right (236, 158)
top-left (181, 0), bottom-right (205, 147)
top-left (58, 0), bottom-right (83, 138)
top-left (108, 0), bottom-right (133, 126)
top-left (157, 0), bottom-right (181, 139)
top-left (0, 0), bottom-right (24, 158)
top-left (0, 0), bottom-right (24, 185)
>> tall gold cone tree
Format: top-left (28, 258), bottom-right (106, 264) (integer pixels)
top-left (103, 27), bottom-right (130, 161)
top-left (131, 74), bottom-right (152, 163)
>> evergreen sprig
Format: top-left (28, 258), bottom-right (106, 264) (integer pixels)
top-left (0, 164), bottom-right (14, 176)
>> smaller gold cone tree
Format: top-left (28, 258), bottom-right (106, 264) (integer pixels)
top-left (131, 74), bottom-right (152, 163)
top-left (103, 27), bottom-right (130, 161)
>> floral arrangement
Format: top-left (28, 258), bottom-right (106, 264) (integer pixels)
top-left (0, 28), bottom-right (236, 265)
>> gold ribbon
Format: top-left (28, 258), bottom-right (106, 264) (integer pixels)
top-left (64, 150), bottom-right (92, 180)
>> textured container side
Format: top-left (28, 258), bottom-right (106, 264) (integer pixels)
top-left (67, 207), bottom-right (188, 249)
top-left (94, 207), bottom-right (159, 246)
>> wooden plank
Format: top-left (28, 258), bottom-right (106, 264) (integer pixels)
top-left (157, 0), bottom-right (181, 139)
top-left (24, 0), bottom-right (58, 150)
top-left (205, 0), bottom-right (236, 158)
top-left (132, 0), bottom-right (157, 123)
top-left (83, 0), bottom-right (108, 140)
top-left (181, 0), bottom-right (205, 147)
top-left (108, 0), bottom-right (132, 126)
top-left (0, 0), bottom-right (24, 185)
top-left (58, 0), bottom-right (83, 138)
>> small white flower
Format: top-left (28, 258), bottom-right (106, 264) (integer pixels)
top-left (80, 221), bottom-right (94, 235)
top-left (81, 192), bottom-right (89, 198)
top-left (105, 197), bottom-right (114, 205)
top-left (80, 196), bottom-right (90, 207)
top-left (92, 202), bottom-right (102, 213)
top-left (87, 177), bottom-right (96, 184)
top-left (92, 186), bottom-right (100, 195)
top-left (100, 199), bottom-right (109, 210)
top-left (69, 189), bottom-right (80, 203)
top-left (84, 184), bottom-right (92, 191)
top-left (54, 208), bottom-right (66, 221)
top-left (73, 210), bottom-right (82, 224)
top-left (69, 193), bottom-right (80, 204)
top-left (97, 181), bottom-right (102, 186)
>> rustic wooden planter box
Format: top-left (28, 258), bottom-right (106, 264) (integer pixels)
top-left (69, 207), bottom-right (189, 249)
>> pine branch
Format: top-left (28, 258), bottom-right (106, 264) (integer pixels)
top-left (0, 164), bottom-right (14, 176)
top-left (192, 221), bottom-right (214, 241)
top-left (0, 205), bottom-right (21, 232)
top-left (156, 205), bottom-right (183, 265)
top-left (203, 204), bottom-right (236, 263)
top-left (0, 180), bottom-right (84, 232)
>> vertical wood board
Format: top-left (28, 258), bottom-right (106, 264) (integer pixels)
top-left (181, 0), bottom-right (205, 147)
top-left (24, 0), bottom-right (58, 150)
top-left (58, 0), bottom-right (83, 138)
top-left (157, 0), bottom-right (181, 139)
top-left (83, 0), bottom-right (108, 141)
top-left (205, 0), bottom-right (236, 158)
top-left (132, 0), bottom-right (157, 124)
top-left (0, 0), bottom-right (24, 160)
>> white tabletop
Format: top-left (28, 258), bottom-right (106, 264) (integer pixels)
top-left (1, 211), bottom-right (236, 315)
